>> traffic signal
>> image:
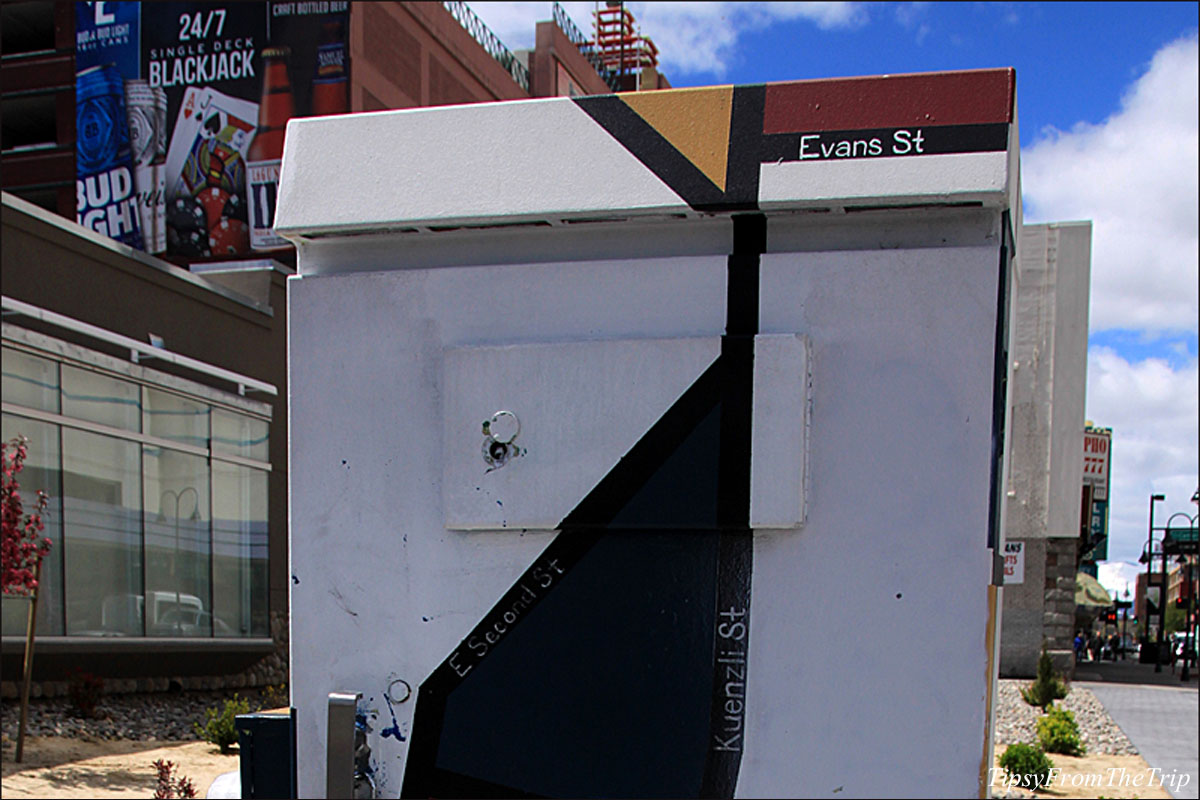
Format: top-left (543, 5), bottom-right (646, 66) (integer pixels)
top-left (1106, 610), bottom-right (1118, 623)
top-left (1177, 596), bottom-right (1188, 609)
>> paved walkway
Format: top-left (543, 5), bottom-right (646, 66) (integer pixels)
top-left (1074, 664), bottom-right (1199, 800)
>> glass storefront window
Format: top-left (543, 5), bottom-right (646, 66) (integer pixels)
top-left (62, 429), bottom-right (143, 635)
top-left (62, 364), bottom-right (141, 432)
top-left (1, 414), bottom-right (64, 637)
top-left (1, 348), bottom-right (59, 413)
top-left (2, 339), bottom-right (270, 642)
top-left (212, 462), bottom-right (269, 637)
top-left (144, 446), bottom-right (211, 637)
top-left (144, 387), bottom-right (209, 449)
top-left (212, 409), bottom-right (268, 462)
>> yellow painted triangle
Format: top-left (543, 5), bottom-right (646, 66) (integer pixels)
top-left (621, 86), bottom-right (733, 191)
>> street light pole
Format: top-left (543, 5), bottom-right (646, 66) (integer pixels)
top-left (1148, 493), bottom-right (1165, 672)
top-left (160, 487), bottom-right (199, 633)
top-left (1122, 585), bottom-right (1130, 660)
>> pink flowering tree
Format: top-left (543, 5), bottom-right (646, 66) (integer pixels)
top-left (2, 436), bottom-right (51, 594)
top-left (3, 435), bottom-right (52, 764)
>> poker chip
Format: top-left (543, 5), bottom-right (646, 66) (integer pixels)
top-left (208, 217), bottom-right (250, 255)
top-left (223, 191), bottom-right (248, 223)
top-left (168, 225), bottom-right (210, 257)
top-left (198, 187), bottom-right (231, 230)
top-left (168, 196), bottom-right (206, 233)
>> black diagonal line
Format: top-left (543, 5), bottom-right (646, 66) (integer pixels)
top-left (561, 357), bottom-right (725, 528)
top-left (574, 94), bottom-right (727, 210)
top-left (403, 356), bottom-right (725, 797)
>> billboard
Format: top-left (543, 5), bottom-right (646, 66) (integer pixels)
top-left (1081, 426), bottom-right (1112, 561)
top-left (74, 1), bottom-right (348, 259)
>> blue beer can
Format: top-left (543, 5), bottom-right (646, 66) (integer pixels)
top-left (75, 63), bottom-right (144, 250)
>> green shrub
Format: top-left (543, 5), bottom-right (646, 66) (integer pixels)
top-left (1037, 704), bottom-right (1086, 756)
top-left (1020, 646), bottom-right (1068, 709)
top-left (67, 668), bottom-right (104, 718)
top-left (194, 694), bottom-right (250, 753)
top-left (998, 742), bottom-right (1055, 791)
top-left (260, 682), bottom-right (288, 711)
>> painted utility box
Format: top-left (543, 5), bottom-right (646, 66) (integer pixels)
top-left (277, 69), bottom-right (1020, 799)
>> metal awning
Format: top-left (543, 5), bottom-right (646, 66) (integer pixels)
top-left (1075, 571), bottom-right (1113, 608)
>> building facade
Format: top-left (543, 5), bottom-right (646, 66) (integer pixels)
top-left (2, 193), bottom-right (288, 694)
top-left (1, 1), bottom-right (668, 695)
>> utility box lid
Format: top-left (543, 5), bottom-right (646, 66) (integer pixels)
top-left (275, 68), bottom-right (1016, 239)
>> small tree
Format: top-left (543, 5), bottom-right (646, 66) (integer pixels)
top-left (2, 435), bottom-right (52, 763)
top-left (1, 436), bottom-right (50, 591)
top-left (1020, 644), bottom-right (1068, 710)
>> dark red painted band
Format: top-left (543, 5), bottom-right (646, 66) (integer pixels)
top-left (763, 68), bottom-right (1015, 134)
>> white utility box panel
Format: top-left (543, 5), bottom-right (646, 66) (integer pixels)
top-left (278, 69), bottom-right (1019, 799)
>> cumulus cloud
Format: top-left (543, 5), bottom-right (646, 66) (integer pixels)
top-left (1085, 346), bottom-right (1198, 569)
top-left (469, 2), bottom-right (868, 77)
top-left (1022, 32), bottom-right (1199, 335)
top-left (1023, 34), bottom-right (1197, 588)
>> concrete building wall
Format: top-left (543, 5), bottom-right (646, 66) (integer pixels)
top-left (1000, 222), bottom-right (1091, 677)
top-left (1047, 223), bottom-right (1091, 541)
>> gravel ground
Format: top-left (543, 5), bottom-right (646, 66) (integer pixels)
top-left (3, 678), bottom-right (1133, 755)
top-left (995, 678), bottom-right (1138, 755)
top-left (0, 687), bottom-right (281, 744)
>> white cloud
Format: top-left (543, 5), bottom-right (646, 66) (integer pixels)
top-left (1022, 32), bottom-right (1199, 334)
top-left (1097, 561), bottom-right (1142, 601)
top-left (1085, 346), bottom-right (1198, 569)
top-left (468, 2), bottom-right (868, 78)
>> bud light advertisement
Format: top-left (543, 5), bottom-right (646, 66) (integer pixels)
top-left (74, 1), bottom-right (348, 261)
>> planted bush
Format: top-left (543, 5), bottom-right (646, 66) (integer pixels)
top-left (194, 694), bottom-right (250, 753)
top-left (67, 668), bottom-right (104, 719)
top-left (153, 759), bottom-right (197, 799)
top-left (998, 742), bottom-right (1055, 791)
top-left (1020, 646), bottom-right (1068, 710)
top-left (1037, 704), bottom-right (1086, 756)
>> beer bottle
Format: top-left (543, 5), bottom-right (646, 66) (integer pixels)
top-left (310, 20), bottom-right (348, 116)
top-left (246, 47), bottom-right (294, 250)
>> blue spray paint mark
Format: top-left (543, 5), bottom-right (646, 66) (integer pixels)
top-left (381, 692), bottom-right (405, 741)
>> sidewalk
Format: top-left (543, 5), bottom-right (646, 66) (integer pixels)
top-left (1074, 656), bottom-right (1200, 687)
top-left (1073, 659), bottom-right (1199, 800)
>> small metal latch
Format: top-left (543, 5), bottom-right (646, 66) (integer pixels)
top-left (481, 410), bottom-right (522, 470)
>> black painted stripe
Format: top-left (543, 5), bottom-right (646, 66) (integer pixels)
top-left (562, 360), bottom-right (724, 528)
top-left (403, 360), bottom-right (727, 798)
top-left (403, 213), bottom-right (767, 799)
top-left (700, 213), bottom-right (764, 798)
top-left (722, 86), bottom-right (767, 211)
top-left (573, 94), bottom-right (726, 209)
top-left (987, 210), bottom-right (1013, 554)
top-left (762, 122), bottom-right (1008, 163)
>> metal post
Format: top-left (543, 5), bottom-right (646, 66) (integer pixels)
top-left (1149, 494), bottom-right (1164, 671)
top-left (15, 562), bottom-right (41, 763)
top-left (326, 691), bottom-right (360, 799)
top-left (1158, 533), bottom-right (1170, 673)
top-left (1121, 586), bottom-right (1130, 660)
top-left (1184, 555), bottom-right (1195, 682)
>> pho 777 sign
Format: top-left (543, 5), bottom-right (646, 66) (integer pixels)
top-left (1083, 429), bottom-right (1111, 500)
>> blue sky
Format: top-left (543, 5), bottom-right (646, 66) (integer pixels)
top-left (474, 2), bottom-right (1200, 597)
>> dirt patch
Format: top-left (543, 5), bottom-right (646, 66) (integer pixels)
top-left (991, 748), bottom-right (1175, 798)
top-left (1, 735), bottom-right (238, 798)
